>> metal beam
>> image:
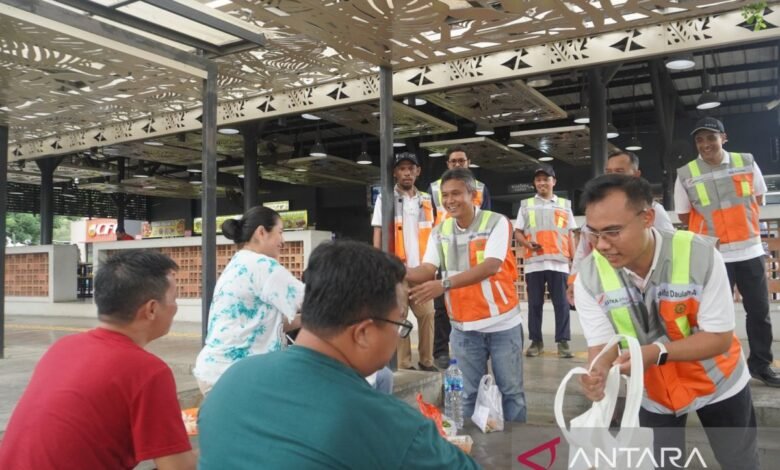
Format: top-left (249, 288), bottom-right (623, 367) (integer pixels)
top-left (53, 0), bottom-right (221, 54)
top-left (588, 69), bottom-right (607, 178)
top-left (35, 157), bottom-right (62, 245)
top-left (242, 124), bottom-right (258, 212)
top-left (0, 125), bottom-right (7, 359)
top-left (649, 60), bottom-right (678, 208)
top-left (201, 62), bottom-right (218, 345)
top-left (0, 0), bottom-right (209, 77)
top-left (379, 66), bottom-right (395, 371)
top-left (146, 0), bottom-right (266, 48)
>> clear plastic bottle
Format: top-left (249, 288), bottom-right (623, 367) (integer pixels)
top-left (444, 358), bottom-right (464, 429)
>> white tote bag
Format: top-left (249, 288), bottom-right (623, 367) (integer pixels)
top-left (471, 374), bottom-right (504, 433)
top-left (554, 334), bottom-right (654, 470)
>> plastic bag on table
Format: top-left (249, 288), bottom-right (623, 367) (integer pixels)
top-left (471, 374), bottom-right (504, 433)
top-left (416, 393), bottom-right (446, 437)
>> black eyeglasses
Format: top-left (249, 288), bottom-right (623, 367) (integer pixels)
top-left (371, 317), bottom-right (414, 338)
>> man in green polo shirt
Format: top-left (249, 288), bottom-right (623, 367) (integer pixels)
top-left (198, 240), bottom-right (478, 470)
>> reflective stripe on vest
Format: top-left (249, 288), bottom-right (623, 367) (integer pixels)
top-left (521, 195), bottom-right (572, 263)
top-left (585, 230), bottom-right (745, 415)
top-left (431, 178), bottom-right (485, 225)
top-left (677, 152), bottom-right (760, 252)
top-left (437, 211), bottom-right (518, 324)
top-left (393, 190), bottom-right (434, 264)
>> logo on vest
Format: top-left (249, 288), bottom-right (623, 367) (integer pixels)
top-left (675, 304), bottom-right (686, 315)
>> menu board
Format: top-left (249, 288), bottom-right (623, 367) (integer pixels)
top-left (143, 219), bottom-right (186, 238)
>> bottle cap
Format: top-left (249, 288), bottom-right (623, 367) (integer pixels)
top-left (449, 358), bottom-right (457, 365)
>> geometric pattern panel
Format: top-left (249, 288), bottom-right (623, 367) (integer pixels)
top-left (316, 101), bottom-right (456, 139)
top-left (8, 7), bottom-right (780, 161)
top-left (420, 137), bottom-right (539, 171)
top-left (423, 80), bottom-right (566, 128)
top-left (509, 125), bottom-right (621, 166)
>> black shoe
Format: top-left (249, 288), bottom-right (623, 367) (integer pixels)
top-left (418, 362), bottom-right (439, 372)
top-left (750, 367), bottom-right (780, 388)
top-left (434, 355), bottom-right (451, 370)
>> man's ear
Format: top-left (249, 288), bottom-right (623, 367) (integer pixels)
top-left (351, 319), bottom-right (374, 349)
top-left (137, 298), bottom-right (157, 321)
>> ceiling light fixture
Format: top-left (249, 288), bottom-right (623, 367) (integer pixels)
top-left (393, 142), bottom-right (406, 148)
top-left (469, 163), bottom-right (480, 168)
top-left (507, 143), bottom-right (525, 148)
top-left (403, 96), bottom-right (427, 106)
top-left (309, 123), bottom-right (327, 157)
top-left (294, 167), bottom-right (308, 172)
top-left (428, 151), bottom-right (444, 157)
top-left (539, 156), bottom-right (554, 162)
top-left (607, 124), bottom-right (619, 139)
top-left (475, 125), bottom-right (495, 136)
top-left (143, 141), bottom-right (163, 146)
top-left (696, 53), bottom-right (721, 110)
top-left (625, 136), bottom-right (643, 151)
top-left (186, 164), bottom-right (202, 173)
top-left (573, 106), bottom-right (590, 124)
top-left (665, 53), bottom-right (695, 71)
top-left (526, 74), bottom-right (553, 88)
top-left (301, 113), bottom-right (321, 120)
top-left (218, 127), bottom-right (240, 135)
top-left (134, 163), bottom-right (149, 178)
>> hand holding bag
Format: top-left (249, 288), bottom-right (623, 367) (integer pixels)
top-left (554, 334), bottom-right (654, 470)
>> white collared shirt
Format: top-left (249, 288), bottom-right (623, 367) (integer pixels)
top-left (372, 187), bottom-right (423, 268)
top-left (674, 150), bottom-right (767, 262)
top-left (513, 194), bottom-right (577, 274)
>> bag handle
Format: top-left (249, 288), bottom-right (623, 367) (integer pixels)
top-left (554, 334), bottom-right (644, 430)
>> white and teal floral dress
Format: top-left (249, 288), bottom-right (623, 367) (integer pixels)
top-left (193, 249), bottom-right (304, 387)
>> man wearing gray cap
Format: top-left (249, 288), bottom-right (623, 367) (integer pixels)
top-left (372, 152), bottom-right (437, 372)
top-left (675, 117), bottom-right (779, 387)
top-left (514, 165), bottom-right (576, 358)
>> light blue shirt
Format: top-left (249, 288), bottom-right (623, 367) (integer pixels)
top-left (194, 249), bottom-right (304, 386)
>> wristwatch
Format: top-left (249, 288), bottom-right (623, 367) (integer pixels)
top-left (441, 279), bottom-right (452, 292)
top-left (653, 341), bottom-right (668, 366)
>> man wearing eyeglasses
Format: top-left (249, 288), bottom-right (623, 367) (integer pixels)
top-left (567, 150), bottom-right (675, 305)
top-left (408, 168), bottom-right (526, 423)
top-left (372, 152), bottom-right (437, 372)
top-left (675, 117), bottom-right (779, 388)
top-left (575, 174), bottom-right (757, 469)
top-left (428, 146), bottom-right (492, 370)
top-left (513, 165), bottom-right (576, 359)
top-left (198, 241), bottom-right (479, 469)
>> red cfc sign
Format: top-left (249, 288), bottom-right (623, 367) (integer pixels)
top-left (85, 218), bottom-right (119, 242)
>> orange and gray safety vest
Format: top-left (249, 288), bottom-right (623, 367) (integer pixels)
top-left (430, 178), bottom-right (485, 226)
top-left (393, 188), bottom-right (434, 265)
top-left (676, 153), bottom-right (761, 253)
top-left (435, 211), bottom-right (518, 327)
top-left (520, 195), bottom-right (573, 264)
top-left (578, 230), bottom-right (745, 415)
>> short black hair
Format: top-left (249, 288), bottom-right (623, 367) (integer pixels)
top-left (608, 150), bottom-right (640, 169)
top-left (440, 167), bottom-right (476, 193)
top-left (94, 250), bottom-right (178, 324)
top-left (446, 145), bottom-right (468, 160)
top-left (301, 241), bottom-right (405, 336)
top-left (581, 174), bottom-right (653, 213)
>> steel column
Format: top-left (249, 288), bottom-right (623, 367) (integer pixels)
top-left (36, 157), bottom-right (61, 245)
top-left (649, 60), bottom-right (678, 208)
top-left (243, 125), bottom-right (259, 211)
top-left (379, 66), bottom-right (397, 370)
top-left (201, 63), bottom-right (219, 345)
top-left (588, 69), bottom-right (607, 178)
top-left (0, 125), bottom-right (8, 358)
top-left (379, 66), bottom-right (395, 254)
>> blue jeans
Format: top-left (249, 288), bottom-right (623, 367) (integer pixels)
top-left (450, 323), bottom-right (527, 422)
top-left (372, 367), bottom-right (394, 394)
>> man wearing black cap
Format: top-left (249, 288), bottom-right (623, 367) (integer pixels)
top-left (675, 117), bottom-right (779, 387)
top-left (372, 152), bottom-right (437, 372)
top-left (514, 165), bottom-right (576, 358)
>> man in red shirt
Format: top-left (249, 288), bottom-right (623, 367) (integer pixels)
top-left (116, 227), bottom-right (135, 241)
top-left (0, 251), bottom-right (195, 470)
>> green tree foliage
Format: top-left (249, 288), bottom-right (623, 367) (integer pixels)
top-left (5, 213), bottom-right (81, 245)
